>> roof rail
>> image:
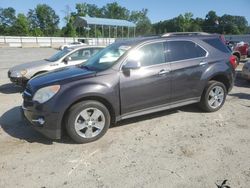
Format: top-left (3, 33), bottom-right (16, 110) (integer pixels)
top-left (162, 32), bottom-right (211, 37)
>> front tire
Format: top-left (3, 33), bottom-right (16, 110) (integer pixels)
top-left (66, 100), bottom-right (111, 143)
top-left (199, 81), bottom-right (227, 112)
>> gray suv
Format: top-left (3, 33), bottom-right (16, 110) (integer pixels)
top-left (22, 34), bottom-right (237, 143)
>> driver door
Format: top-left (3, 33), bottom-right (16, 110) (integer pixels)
top-left (119, 41), bottom-right (172, 115)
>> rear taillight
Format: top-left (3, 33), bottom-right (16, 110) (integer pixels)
top-left (229, 55), bottom-right (237, 69)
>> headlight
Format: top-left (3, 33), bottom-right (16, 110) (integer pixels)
top-left (20, 69), bottom-right (27, 76)
top-left (33, 85), bottom-right (60, 104)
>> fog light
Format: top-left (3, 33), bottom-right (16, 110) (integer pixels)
top-left (32, 117), bottom-right (45, 125)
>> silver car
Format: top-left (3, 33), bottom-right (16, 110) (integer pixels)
top-left (242, 61), bottom-right (250, 81)
top-left (59, 42), bottom-right (86, 50)
top-left (8, 45), bottom-right (104, 86)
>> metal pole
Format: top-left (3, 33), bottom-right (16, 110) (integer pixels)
top-left (50, 37), bottom-right (52, 47)
top-left (116, 26), bottom-right (118, 38)
top-left (20, 36), bottom-right (22, 47)
top-left (102, 25), bottom-right (104, 38)
top-left (95, 25), bottom-right (96, 38)
top-left (109, 26), bottom-right (111, 38)
top-left (122, 26), bottom-right (124, 38)
top-left (128, 27), bottom-right (130, 38)
top-left (134, 27), bottom-right (136, 37)
top-left (87, 24), bottom-right (90, 38)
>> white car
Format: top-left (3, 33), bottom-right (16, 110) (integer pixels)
top-left (59, 42), bottom-right (87, 50)
top-left (8, 45), bottom-right (105, 86)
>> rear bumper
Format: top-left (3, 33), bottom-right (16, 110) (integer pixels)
top-left (21, 105), bottom-right (61, 140)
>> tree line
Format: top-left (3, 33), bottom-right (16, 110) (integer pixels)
top-left (0, 3), bottom-right (249, 38)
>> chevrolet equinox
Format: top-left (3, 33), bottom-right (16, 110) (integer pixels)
top-left (22, 34), bottom-right (237, 143)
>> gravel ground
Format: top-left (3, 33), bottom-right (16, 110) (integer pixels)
top-left (0, 48), bottom-right (250, 188)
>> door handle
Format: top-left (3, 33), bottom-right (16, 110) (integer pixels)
top-left (158, 68), bottom-right (170, 75)
top-left (199, 61), bottom-right (208, 66)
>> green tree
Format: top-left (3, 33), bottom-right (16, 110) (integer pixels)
top-left (203, 10), bottom-right (218, 33)
top-left (27, 9), bottom-right (40, 34)
top-left (27, 4), bottom-right (59, 36)
top-left (102, 2), bottom-right (129, 19)
top-left (0, 7), bottom-right (16, 26)
top-left (11, 13), bottom-right (29, 36)
top-left (130, 9), bottom-right (152, 35)
top-left (35, 4), bottom-right (60, 36)
top-left (61, 21), bottom-right (76, 37)
top-left (219, 14), bottom-right (248, 34)
top-left (0, 7), bottom-right (16, 35)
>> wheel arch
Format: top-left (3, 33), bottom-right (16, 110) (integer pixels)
top-left (208, 74), bottom-right (231, 92)
top-left (61, 95), bottom-right (116, 131)
top-left (31, 70), bottom-right (48, 78)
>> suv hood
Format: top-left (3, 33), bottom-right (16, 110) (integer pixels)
top-left (28, 66), bottom-right (96, 91)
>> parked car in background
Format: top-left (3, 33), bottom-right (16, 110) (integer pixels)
top-left (59, 41), bottom-right (87, 50)
top-left (22, 34), bottom-right (236, 143)
top-left (242, 61), bottom-right (250, 81)
top-left (8, 46), bottom-right (104, 86)
top-left (227, 40), bottom-right (249, 63)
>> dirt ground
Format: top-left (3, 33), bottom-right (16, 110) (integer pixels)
top-left (0, 48), bottom-right (250, 188)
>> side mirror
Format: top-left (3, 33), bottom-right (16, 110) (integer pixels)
top-left (122, 60), bottom-right (141, 71)
top-left (63, 56), bottom-right (71, 64)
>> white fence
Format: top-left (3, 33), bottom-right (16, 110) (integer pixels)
top-left (1, 35), bottom-right (250, 48)
top-left (225, 35), bottom-right (250, 43)
top-left (0, 36), bottom-right (116, 48)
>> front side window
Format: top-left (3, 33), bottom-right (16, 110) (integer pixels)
top-left (82, 43), bottom-right (131, 71)
top-left (126, 42), bottom-right (165, 67)
top-left (68, 48), bottom-right (103, 61)
top-left (165, 41), bottom-right (207, 62)
top-left (69, 49), bottom-right (91, 61)
top-left (46, 48), bottom-right (72, 62)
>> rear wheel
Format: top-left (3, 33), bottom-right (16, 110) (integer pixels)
top-left (199, 81), bottom-right (227, 112)
top-left (65, 100), bottom-right (110, 143)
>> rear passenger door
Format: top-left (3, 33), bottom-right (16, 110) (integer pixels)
top-left (165, 40), bottom-right (208, 103)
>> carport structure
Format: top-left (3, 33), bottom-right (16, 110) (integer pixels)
top-left (74, 16), bottom-right (136, 38)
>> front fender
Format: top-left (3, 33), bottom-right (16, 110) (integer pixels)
top-left (52, 81), bottom-right (120, 125)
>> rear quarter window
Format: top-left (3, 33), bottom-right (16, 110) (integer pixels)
top-left (203, 38), bottom-right (230, 53)
top-left (165, 41), bottom-right (207, 62)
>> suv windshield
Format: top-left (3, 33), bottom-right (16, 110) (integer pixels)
top-left (82, 43), bottom-right (131, 71)
top-left (47, 48), bottom-right (72, 62)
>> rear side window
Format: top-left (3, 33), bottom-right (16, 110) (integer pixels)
top-left (203, 38), bottom-right (230, 53)
top-left (165, 41), bottom-right (207, 62)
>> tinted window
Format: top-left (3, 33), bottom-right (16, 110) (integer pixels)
top-left (203, 38), bottom-right (230, 53)
top-left (127, 42), bottom-right (165, 67)
top-left (165, 41), bottom-right (207, 62)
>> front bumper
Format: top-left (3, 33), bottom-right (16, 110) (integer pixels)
top-left (8, 71), bottom-right (28, 86)
top-left (21, 104), bottom-right (62, 140)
